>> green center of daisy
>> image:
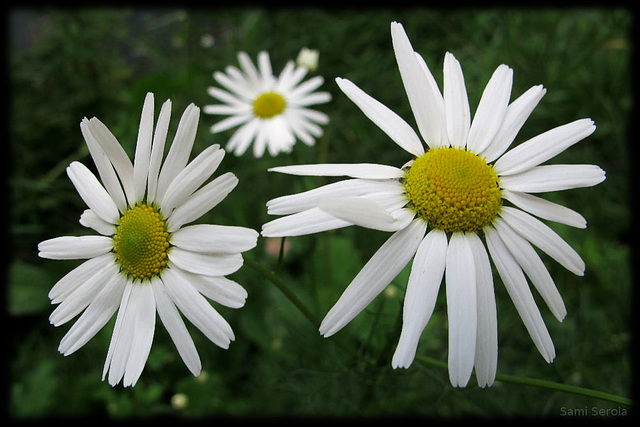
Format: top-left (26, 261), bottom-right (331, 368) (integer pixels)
top-left (113, 204), bottom-right (170, 280)
top-left (404, 147), bottom-right (501, 233)
top-left (253, 92), bottom-right (286, 119)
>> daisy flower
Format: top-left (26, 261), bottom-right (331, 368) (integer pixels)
top-left (38, 93), bottom-right (258, 387)
top-left (261, 22), bottom-right (606, 388)
top-left (204, 50), bottom-right (332, 158)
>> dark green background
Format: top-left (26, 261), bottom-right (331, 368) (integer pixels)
top-left (8, 8), bottom-right (632, 418)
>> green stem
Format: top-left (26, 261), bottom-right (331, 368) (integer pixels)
top-left (275, 237), bottom-right (286, 273)
top-left (244, 254), bottom-right (632, 407)
top-left (416, 355), bottom-right (632, 406)
top-left (243, 255), bottom-right (319, 329)
top-left (41, 144), bottom-right (89, 184)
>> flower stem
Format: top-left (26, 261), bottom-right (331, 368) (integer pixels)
top-left (244, 255), bottom-right (632, 407)
top-left (416, 355), bottom-right (632, 406)
top-left (243, 255), bottom-right (319, 329)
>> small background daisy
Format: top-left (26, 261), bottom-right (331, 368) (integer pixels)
top-left (10, 8), bottom-right (631, 417)
top-left (204, 50), bottom-right (332, 158)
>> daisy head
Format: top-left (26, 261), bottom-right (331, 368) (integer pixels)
top-left (204, 51), bottom-right (332, 158)
top-left (38, 93), bottom-right (258, 387)
top-left (262, 22), bottom-right (605, 388)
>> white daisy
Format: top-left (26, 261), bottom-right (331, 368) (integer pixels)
top-left (38, 92), bottom-right (258, 387)
top-left (204, 50), bottom-right (332, 158)
top-left (261, 22), bottom-right (606, 388)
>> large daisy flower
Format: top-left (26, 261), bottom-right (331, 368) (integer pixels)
top-left (204, 51), bottom-right (332, 158)
top-left (261, 22), bottom-right (606, 388)
top-left (38, 93), bottom-right (258, 387)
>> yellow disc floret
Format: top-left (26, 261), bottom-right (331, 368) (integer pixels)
top-left (404, 147), bottom-right (501, 233)
top-left (113, 204), bottom-right (170, 280)
top-left (253, 92), bottom-right (286, 119)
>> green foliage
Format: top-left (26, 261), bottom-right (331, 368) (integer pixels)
top-left (8, 7), bottom-right (632, 418)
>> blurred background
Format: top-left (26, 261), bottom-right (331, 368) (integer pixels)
top-left (7, 8), bottom-right (632, 418)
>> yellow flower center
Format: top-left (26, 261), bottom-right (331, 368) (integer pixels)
top-left (253, 92), bottom-right (286, 119)
top-left (113, 204), bottom-right (170, 280)
top-left (404, 147), bottom-right (501, 233)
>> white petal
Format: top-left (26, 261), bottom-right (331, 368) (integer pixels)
top-left (287, 112), bottom-right (319, 147)
top-left (445, 232), bottom-right (477, 388)
top-left (318, 197), bottom-right (402, 232)
top-left (319, 218), bottom-right (426, 337)
top-left (335, 77), bottom-right (424, 157)
top-left (269, 163), bottom-right (404, 179)
top-left (391, 21), bottom-right (446, 148)
top-left (443, 52), bottom-right (470, 147)
top-left (466, 233), bottom-right (497, 388)
top-left (281, 64), bottom-right (308, 93)
top-left (267, 178), bottom-right (402, 216)
top-left (502, 190), bottom-right (586, 229)
top-left (250, 122), bottom-right (272, 158)
top-left (225, 118), bottom-right (260, 156)
top-left (485, 226), bottom-right (556, 362)
top-left (203, 103), bottom-right (252, 115)
top-left (291, 91), bottom-right (331, 107)
top-left (170, 224), bottom-right (258, 254)
top-left (297, 107), bottom-right (329, 125)
top-left (412, 51), bottom-right (448, 148)
top-left (79, 209), bottom-right (116, 236)
top-left (494, 217), bottom-right (567, 321)
top-left (261, 207), bottom-right (351, 237)
top-left (159, 145), bottom-right (224, 214)
top-left (80, 118), bottom-right (128, 213)
top-left (257, 51), bottom-right (274, 84)
top-left (133, 93), bottom-right (155, 203)
top-left (211, 112), bottom-right (253, 133)
top-left (58, 271), bottom-right (127, 356)
top-left (252, 122), bottom-right (273, 158)
top-left (103, 281), bottom-right (134, 385)
top-left (392, 229), bottom-right (447, 369)
top-left (169, 248), bottom-right (244, 277)
top-left (275, 60), bottom-right (295, 87)
top-left (213, 69), bottom-right (255, 101)
top-left (481, 85), bottom-right (546, 162)
top-left (162, 267), bottom-right (235, 349)
top-left (153, 278), bottom-right (201, 376)
top-left (191, 276), bottom-right (248, 309)
top-left (499, 164), bottom-right (606, 193)
top-left (49, 260), bottom-right (115, 326)
top-left (261, 116), bottom-right (295, 157)
top-left (147, 99), bottom-right (172, 204)
top-left (49, 253), bottom-right (114, 303)
top-left (67, 162), bottom-right (119, 224)
top-left (238, 51), bottom-right (261, 86)
top-left (155, 103), bottom-right (200, 203)
top-left (166, 172), bottom-right (238, 232)
top-left (494, 119), bottom-right (596, 176)
top-left (38, 235), bottom-right (113, 260)
top-left (499, 206), bottom-right (585, 275)
top-left (173, 268), bottom-right (248, 309)
top-left (206, 86), bottom-right (246, 106)
top-left (88, 117), bottom-right (136, 206)
top-left (291, 108), bottom-right (329, 125)
top-left (362, 191), bottom-right (411, 214)
top-left (289, 75), bottom-right (325, 99)
top-left (467, 65), bottom-right (513, 154)
top-left (123, 283), bottom-right (156, 387)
